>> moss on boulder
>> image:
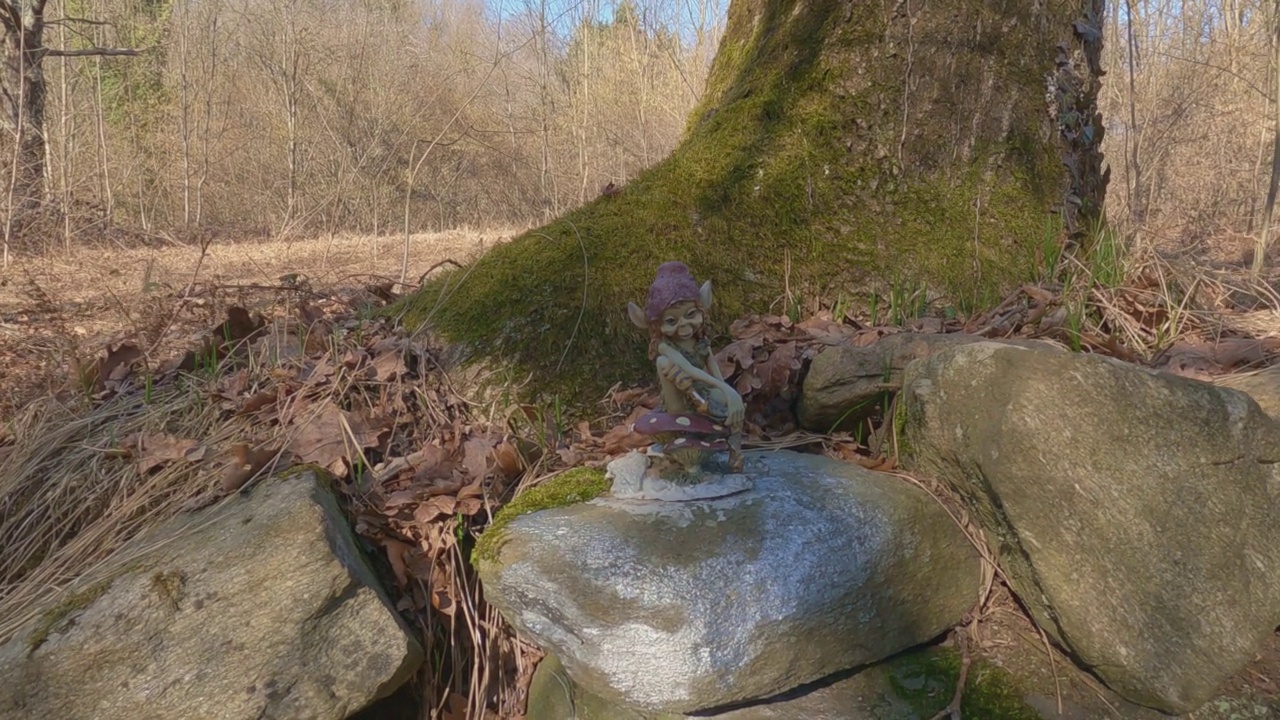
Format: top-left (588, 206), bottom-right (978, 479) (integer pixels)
top-left (887, 647), bottom-right (1041, 719)
top-left (473, 468), bottom-right (609, 564)
top-left (400, 0), bottom-right (1105, 404)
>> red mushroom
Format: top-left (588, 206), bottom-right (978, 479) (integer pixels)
top-left (632, 410), bottom-right (731, 439)
top-left (632, 410), bottom-right (731, 473)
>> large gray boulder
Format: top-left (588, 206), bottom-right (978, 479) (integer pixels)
top-left (477, 449), bottom-right (981, 715)
top-left (0, 470), bottom-right (422, 720)
top-left (796, 333), bottom-right (1049, 432)
top-left (525, 653), bottom-right (936, 720)
top-left (901, 341), bottom-right (1280, 715)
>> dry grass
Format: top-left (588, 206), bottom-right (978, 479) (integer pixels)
top-left (0, 229), bottom-right (514, 335)
top-left (0, 229), bottom-right (517, 417)
top-left (0, 387), bottom-right (259, 643)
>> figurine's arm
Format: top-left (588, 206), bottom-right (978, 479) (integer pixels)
top-left (657, 344), bottom-right (744, 428)
top-left (707, 351), bottom-right (728, 382)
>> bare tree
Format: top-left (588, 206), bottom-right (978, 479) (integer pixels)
top-left (1254, 0), bottom-right (1280, 275)
top-left (0, 1), bottom-right (137, 216)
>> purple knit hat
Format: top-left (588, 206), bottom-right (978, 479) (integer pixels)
top-left (645, 261), bottom-right (701, 322)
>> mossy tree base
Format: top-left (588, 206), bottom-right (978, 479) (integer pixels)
top-left (402, 0), bottom-right (1107, 406)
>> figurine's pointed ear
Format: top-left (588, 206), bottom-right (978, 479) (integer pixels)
top-left (699, 280), bottom-right (713, 310)
top-left (627, 301), bottom-right (648, 329)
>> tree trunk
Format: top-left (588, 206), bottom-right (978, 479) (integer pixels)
top-left (2, 16), bottom-right (48, 217)
top-left (407, 0), bottom-right (1109, 404)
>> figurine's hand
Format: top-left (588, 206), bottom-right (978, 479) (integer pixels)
top-left (726, 393), bottom-right (745, 431)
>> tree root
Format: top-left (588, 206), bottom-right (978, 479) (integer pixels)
top-left (929, 627), bottom-right (972, 720)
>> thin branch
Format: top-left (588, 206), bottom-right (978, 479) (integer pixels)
top-left (44, 16), bottom-right (113, 28)
top-left (0, 3), bottom-right (20, 34)
top-left (43, 47), bottom-right (140, 58)
top-left (1150, 49), bottom-right (1270, 100)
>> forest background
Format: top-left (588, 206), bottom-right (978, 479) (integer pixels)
top-left (0, 0), bottom-right (1273, 265)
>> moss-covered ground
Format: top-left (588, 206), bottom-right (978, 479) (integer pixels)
top-left (398, 1), bottom-right (1077, 407)
top-left (887, 647), bottom-right (1041, 719)
top-left (473, 468), bottom-right (609, 564)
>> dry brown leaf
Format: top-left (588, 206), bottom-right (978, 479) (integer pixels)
top-left (415, 495), bottom-right (457, 523)
top-left (296, 300), bottom-right (326, 327)
top-left (342, 349), bottom-right (368, 371)
top-left (223, 306), bottom-right (265, 342)
top-left (239, 390), bottom-right (277, 415)
top-left (755, 341), bottom-right (798, 400)
top-left (797, 316), bottom-right (857, 342)
top-left (223, 368), bottom-right (250, 397)
top-left (220, 444), bottom-right (278, 493)
top-left (462, 436), bottom-right (497, 479)
top-left (492, 440), bottom-right (522, 478)
top-left (287, 402), bottom-right (388, 470)
top-left (458, 479), bottom-right (485, 500)
top-left (371, 350), bottom-right (406, 382)
top-left (716, 337), bottom-right (761, 377)
top-left (136, 434), bottom-right (207, 474)
top-left (301, 322), bottom-right (331, 355)
top-left (301, 356), bottom-right (336, 384)
top-left (82, 342), bottom-right (143, 394)
top-left (432, 586), bottom-right (456, 617)
top-left (734, 368), bottom-right (763, 396)
top-left (384, 539), bottom-right (412, 587)
top-left (438, 691), bottom-right (468, 720)
top-left (600, 410), bottom-right (650, 455)
top-left (852, 454), bottom-right (897, 471)
top-left (382, 490), bottom-right (420, 508)
top-left (405, 547), bottom-right (434, 579)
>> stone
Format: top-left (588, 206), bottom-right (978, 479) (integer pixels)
top-left (1217, 364), bottom-right (1280, 419)
top-left (796, 333), bottom-right (1050, 433)
top-left (606, 449), bottom-right (752, 501)
top-left (901, 341), bottom-right (1280, 715)
top-left (0, 470), bottom-right (423, 720)
top-left (526, 654), bottom-right (932, 720)
top-left (525, 646), bottom-right (1095, 720)
top-left (477, 449), bottom-right (981, 715)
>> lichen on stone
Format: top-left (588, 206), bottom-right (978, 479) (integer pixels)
top-left (149, 569), bottom-right (188, 612)
top-left (26, 579), bottom-right (114, 653)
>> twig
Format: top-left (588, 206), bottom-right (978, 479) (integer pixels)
top-left (145, 234), bottom-right (215, 359)
top-left (1037, 622), bottom-right (1064, 716)
top-left (555, 220), bottom-right (589, 375)
top-left (417, 258), bottom-right (464, 285)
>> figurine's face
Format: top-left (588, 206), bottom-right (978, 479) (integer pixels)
top-left (660, 300), bottom-right (702, 342)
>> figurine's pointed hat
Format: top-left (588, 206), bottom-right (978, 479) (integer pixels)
top-left (645, 261), bottom-right (702, 322)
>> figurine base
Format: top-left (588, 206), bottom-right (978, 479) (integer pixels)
top-left (606, 449), bottom-right (752, 501)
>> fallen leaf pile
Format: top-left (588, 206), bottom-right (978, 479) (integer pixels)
top-left (959, 271), bottom-right (1280, 380)
top-left (53, 284), bottom-right (548, 718)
